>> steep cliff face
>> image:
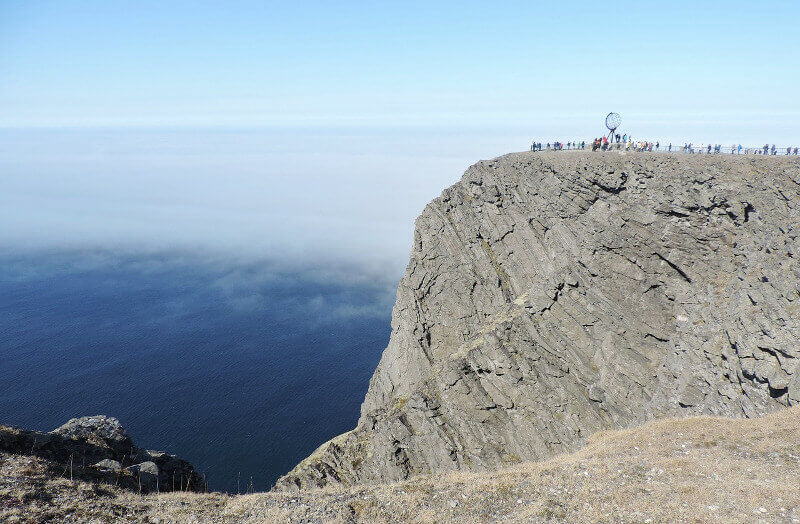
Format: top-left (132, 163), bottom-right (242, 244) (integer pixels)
top-left (275, 151), bottom-right (800, 491)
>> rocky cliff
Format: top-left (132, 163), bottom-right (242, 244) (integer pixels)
top-left (0, 416), bottom-right (203, 494)
top-left (275, 151), bottom-right (800, 490)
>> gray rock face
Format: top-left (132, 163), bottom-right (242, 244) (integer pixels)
top-left (53, 415), bottom-right (134, 456)
top-left (275, 151), bottom-right (800, 491)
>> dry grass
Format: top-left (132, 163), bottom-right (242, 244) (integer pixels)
top-left (2, 407), bottom-right (799, 523)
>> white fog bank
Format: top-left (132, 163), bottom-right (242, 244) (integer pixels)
top-left (3, 121), bottom-right (797, 279)
top-left (1, 125), bottom-right (511, 276)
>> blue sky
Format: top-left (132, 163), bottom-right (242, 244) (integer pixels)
top-left (1, 1), bottom-right (798, 269)
top-left (2, 1), bottom-right (798, 128)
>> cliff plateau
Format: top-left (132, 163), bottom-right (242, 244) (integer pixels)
top-left (276, 151), bottom-right (800, 490)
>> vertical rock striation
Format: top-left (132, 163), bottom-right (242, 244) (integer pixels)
top-left (275, 151), bottom-right (800, 491)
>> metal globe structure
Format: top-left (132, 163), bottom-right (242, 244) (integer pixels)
top-left (605, 112), bottom-right (621, 132)
top-left (604, 112), bottom-right (621, 144)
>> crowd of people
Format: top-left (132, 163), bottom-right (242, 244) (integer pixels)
top-left (531, 135), bottom-right (799, 155)
top-left (587, 135), bottom-right (660, 152)
top-left (530, 141), bottom-right (585, 151)
top-left (723, 144), bottom-right (799, 155)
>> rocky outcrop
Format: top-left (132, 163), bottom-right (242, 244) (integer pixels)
top-left (275, 151), bottom-right (800, 491)
top-left (0, 416), bottom-right (203, 493)
top-left (4, 407), bottom-right (799, 522)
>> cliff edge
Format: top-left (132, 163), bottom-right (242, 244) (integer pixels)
top-left (276, 151), bottom-right (800, 490)
top-left (4, 407), bottom-right (799, 522)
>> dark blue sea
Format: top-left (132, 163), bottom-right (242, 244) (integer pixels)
top-left (0, 250), bottom-right (394, 493)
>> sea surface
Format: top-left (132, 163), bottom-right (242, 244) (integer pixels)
top-left (0, 250), bottom-right (394, 492)
top-left (0, 124), bottom-right (524, 493)
top-left (2, 122), bottom-right (798, 494)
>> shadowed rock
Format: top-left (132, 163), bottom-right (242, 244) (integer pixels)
top-left (0, 415), bottom-right (204, 493)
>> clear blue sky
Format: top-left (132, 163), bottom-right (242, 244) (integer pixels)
top-left (2, 0), bottom-right (798, 129)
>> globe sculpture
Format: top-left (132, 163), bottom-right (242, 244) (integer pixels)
top-left (606, 112), bottom-right (621, 132)
top-left (605, 112), bottom-right (621, 143)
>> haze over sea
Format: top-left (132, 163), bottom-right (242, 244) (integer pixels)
top-left (0, 123), bottom-right (550, 492)
top-left (3, 113), bottom-right (800, 493)
top-left (2, 0), bottom-right (799, 494)
top-left (2, 117), bottom-right (800, 492)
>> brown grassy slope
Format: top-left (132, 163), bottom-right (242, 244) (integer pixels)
top-left (2, 407), bottom-right (799, 523)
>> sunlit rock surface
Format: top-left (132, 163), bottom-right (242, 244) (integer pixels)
top-left (275, 151), bottom-right (800, 490)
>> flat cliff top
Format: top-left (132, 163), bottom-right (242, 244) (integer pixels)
top-left (2, 407), bottom-right (798, 522)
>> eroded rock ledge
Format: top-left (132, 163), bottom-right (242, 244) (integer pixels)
top-left (0, 415), bottom-right (203, 493)
top-left (275, 151), bottom-right (800, 491)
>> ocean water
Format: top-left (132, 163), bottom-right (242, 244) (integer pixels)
top-left (0, 124), bottom-right (526, 493)
top-left (0, 250), bottom-right (394, 492)
top-left (2, 122), bottom-right (798, 495)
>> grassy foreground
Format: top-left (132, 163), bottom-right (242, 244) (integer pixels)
top-left (2, 407), bottom-right (798, 523)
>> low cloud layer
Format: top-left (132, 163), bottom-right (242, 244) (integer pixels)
top-left (0, 125), bottom-right (509, 278)
top-left (6, 123), bottom-right (790, 280)
top-left (0, 248), bottom-right (398, 320)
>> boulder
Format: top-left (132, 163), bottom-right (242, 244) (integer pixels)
top-left (94, 459), bottom-right (122, 471)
